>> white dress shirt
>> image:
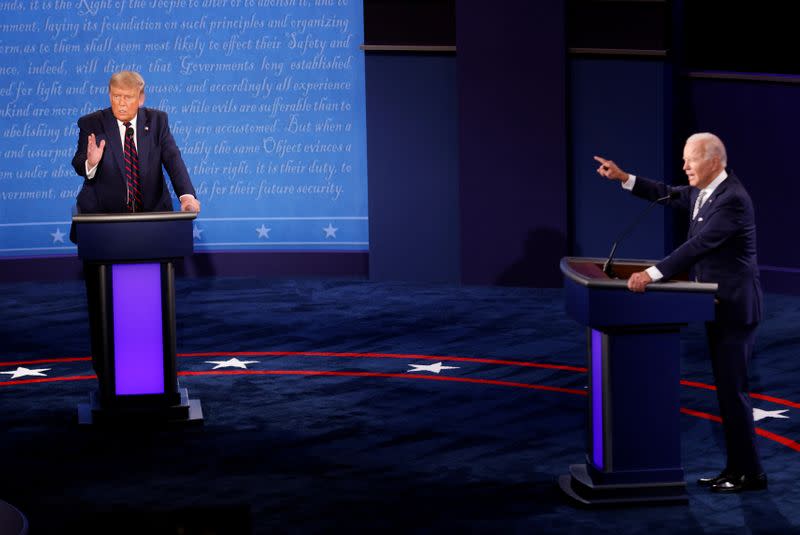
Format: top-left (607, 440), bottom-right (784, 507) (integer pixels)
top-left (620, 170), bottom-right (728, 282)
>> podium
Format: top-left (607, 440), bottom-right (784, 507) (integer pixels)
top-left (73, 212), bottom-right (203, 426)
top-left (558, 257), bottom-right (717, 505)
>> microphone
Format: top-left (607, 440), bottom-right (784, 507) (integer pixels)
top-left (602, 191), bottom-right (679, 278)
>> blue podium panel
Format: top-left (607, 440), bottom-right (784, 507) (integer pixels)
top-left (590, 328), bottom-right (682, 479)
top-left (560, 257), bottom-right (717, 506)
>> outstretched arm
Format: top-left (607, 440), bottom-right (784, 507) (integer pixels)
top-left (594, 155), bottom-right (631, 183)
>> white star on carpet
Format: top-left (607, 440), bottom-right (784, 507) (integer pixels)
top-left (1, 367), bottom-right (52, 379)
top-left (50, 228), bottom-right (66, 243)
top-left (323, 223), bottom-right (338, 238)
top-left (407, 362), bottom-right (460, 374)
top-left (205, 358), bottom-right (259, 370)
top-left (193, 225), bottom-right (204, 240)
top-left (753, 408), bottom-right (790, 422)
top-left (256, 224), bottom-right (271, 239)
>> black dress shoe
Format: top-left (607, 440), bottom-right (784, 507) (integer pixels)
top-left (711, 473), bottom-right (768, 493)
top-left (698, 471), bottom-right (734, 487)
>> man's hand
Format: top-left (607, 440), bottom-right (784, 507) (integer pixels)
top-left (593, 155), bottom-right (629, 182)
top-left (627, 270), bottom-right (652, 293)
top-left (180, 195), bottom-right (201, 212)
top-left (86, 133), bottom-right (106, 168)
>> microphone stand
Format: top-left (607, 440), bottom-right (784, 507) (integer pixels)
top-left (603, 192), bottom-right (677, 278)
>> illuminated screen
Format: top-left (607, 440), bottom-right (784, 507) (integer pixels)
top-left (0, 1), bottom-right (368, 256)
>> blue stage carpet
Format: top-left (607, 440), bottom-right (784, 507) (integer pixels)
top-left (2, 277), bottom-right (800, 534)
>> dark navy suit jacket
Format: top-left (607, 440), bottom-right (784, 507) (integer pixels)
top-left (632, 172), bottom-right (762, 325)
top-left (71, 107), bottom-right (195, 214)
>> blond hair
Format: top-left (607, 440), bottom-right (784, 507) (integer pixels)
top-left (109, 71), bottom-right (145, 94)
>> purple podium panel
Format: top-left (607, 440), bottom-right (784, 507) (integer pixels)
top-left (591, 328), bottom-right (604, 470)
top-left (112, 263), bottom-right (165, 396)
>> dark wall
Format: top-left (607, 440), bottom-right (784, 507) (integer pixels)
top-left (365, 53), bottom-right (460, 284)
top-left (456, 1), bottom-right (567, 287)
top-left (686, 77), bottom-right (800, 292)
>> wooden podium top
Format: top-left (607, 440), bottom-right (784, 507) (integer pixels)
top-left (561, 257), bottom-right (718, 294)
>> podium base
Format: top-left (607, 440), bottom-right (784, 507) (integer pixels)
top-left (78, 387), bottom-right (204, 426)
top-left (559, 464), bottom-right (687, 506)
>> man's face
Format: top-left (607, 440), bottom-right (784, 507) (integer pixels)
top-left (682, 140), bottom-right (721, 189)
top-left (109, 84), bottom-right (144, 122)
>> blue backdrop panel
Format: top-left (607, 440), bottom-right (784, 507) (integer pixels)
top-left (0, 2), bottom-right (367, 257)
top-left (569, 57), bottom-right (672, 261)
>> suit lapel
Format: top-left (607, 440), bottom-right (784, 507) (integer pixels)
top-left (689, 174), bottom-right (733, 233)
top-left (136, 108), bottom-right (150, 182)
top-left (103, 109), bottom-right (125, 180)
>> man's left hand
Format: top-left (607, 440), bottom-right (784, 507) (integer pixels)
top-left (180, 196), bottom-right (201, 212)
top-left (627, 270), bottom-right (652, 293)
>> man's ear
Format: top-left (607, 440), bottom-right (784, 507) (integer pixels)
top-left (138, 91), bottom-right (145, 107)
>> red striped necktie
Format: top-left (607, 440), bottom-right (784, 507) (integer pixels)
top-left (123, 122), bottom-right (142, 212)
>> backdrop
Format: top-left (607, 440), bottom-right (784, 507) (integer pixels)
top-left (0, 2), bottom-right (368, 257)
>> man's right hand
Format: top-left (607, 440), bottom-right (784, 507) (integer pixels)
top-left (86, 133), bottom-right (106, 168)
top-left (593, 155), bottom-right (629, 182)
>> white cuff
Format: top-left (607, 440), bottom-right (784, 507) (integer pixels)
top-left (85, 161), bottom-right (97, 179)
top-left (645, 265), bottom-right (663, 282)
top-left (621, 174), bottom-right (636, 190)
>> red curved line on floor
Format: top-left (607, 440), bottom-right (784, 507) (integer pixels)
top-left (0, 375), bottom-right (96, 386)
top-left (179, 351), bottom-right (589, 373)
top-left (3, 352), bottom-right (799, 410)
top-left (2, 369), bottom-right (797, 453)
top-left (755, 428), bottom-right (800, 452)
top-left (681, 407), bottom-right (800, 453)
top-left (680, 380), bottom-right (716, 392)
top-left (680, 407), bottom-right (722, 423)
top-left (681, 379), bottom-right (800, 410)
top-left (1, 357), bottom-right (91, 367)
top-left (179, 369), bottom-right (589, 396)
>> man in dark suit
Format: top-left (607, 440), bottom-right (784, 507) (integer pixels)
top-left (71, 70), bottom-right (200, 215)
top-left (71, 70), bottom-right (200, 395)
top-left (594, 132), bottom-right (766, 493)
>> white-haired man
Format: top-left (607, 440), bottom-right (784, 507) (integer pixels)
top-left (594, 132), bottom-right (765, 493)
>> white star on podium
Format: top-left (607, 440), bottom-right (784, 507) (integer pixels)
top-left (193, 225), bottom-right (204, 240)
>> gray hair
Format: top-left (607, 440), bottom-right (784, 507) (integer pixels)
top-left (687, 132), bottom-right (727, 167)
top-left (109, 70), bottom-right (145, 94)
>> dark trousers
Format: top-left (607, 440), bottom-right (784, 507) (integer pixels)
top-left (705, 321), bottom-right (762, 475)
